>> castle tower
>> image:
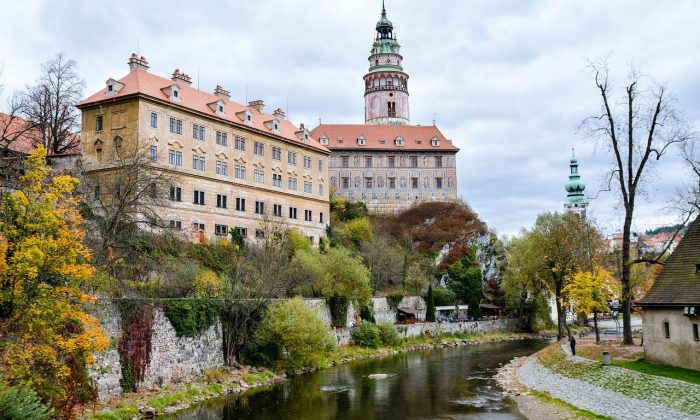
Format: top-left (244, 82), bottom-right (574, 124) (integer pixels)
top-left (564, 149), bottom-right (588, 218)
top-left (364, 2), bottom-right (410, 126)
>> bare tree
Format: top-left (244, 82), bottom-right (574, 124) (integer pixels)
top-left (676, 141), bottom-right (700, 217)
top-left (80, 141), bottom-right (178, 270)
top-left (582, 61), bottom-right (694, 344)
top-left (0, 72), bottom-right (36, 187)
top-left (22, 54), bottom-right (84, 155)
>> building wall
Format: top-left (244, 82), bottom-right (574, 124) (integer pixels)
top-left (328, 150), bottom-right (458, 214)
top-left (642, 308), bottom-right (700, 371)
top-left (80, 97), bottom-right (330, 242)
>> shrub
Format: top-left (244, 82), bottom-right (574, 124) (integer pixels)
top-left (255, 298), bottom-right (335, 370)
top-left (377, 322), bottom-right (401, 347)
top-left (0, 379), bottom-right (53, 420)
top-left (192, 269), bottom-right (224, 298)
top-left (327, 295), bottom-right (349, 327)
top-left (352, 322), bottom-right (382, 348)
top-left (433, 288), bottom-right (456, 306)
top-left (425, 285), bottom-right (436, 322)
top-left (359, 302), bottom-right (376, 323)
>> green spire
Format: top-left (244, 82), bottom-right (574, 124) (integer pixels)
top-left (565, 148), bottom-right (588, 205)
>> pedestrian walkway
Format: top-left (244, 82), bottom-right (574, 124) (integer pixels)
top-left (517, 350), bottom-right (700, 419)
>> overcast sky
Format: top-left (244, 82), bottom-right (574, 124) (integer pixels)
top-left (1, 0), bottom-right (698, 236)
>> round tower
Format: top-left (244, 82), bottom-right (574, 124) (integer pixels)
top-left (564, 149), bottom-right (589, 218)
top-left (364, 2), bottom-right (409, 126)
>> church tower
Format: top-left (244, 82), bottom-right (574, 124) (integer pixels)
top-left (564, 149), bottom-right (588, 218)
top-left (364, 2), bottom-right (410, 125)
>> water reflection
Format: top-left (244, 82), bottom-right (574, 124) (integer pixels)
top-left (176, 340), bottom-right (548, 420)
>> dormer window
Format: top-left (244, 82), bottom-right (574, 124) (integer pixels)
top-left (319, 135), bottom-right (328, 146)
top-left (431, 136), bottom-right (440, 147)
top-left (247, 114), bottom-right (252, 121)
top-left (104, 78), bottom-right (124, 97)
top-left (358, 135), bottom-right (366, 146)
top-left (107, 85), bottom-right (113, 92)
top-left (218, 105), bottom-right (224, 113)
top-left (264, 118), bottom-right (281, 134)
top-left (173, 90), bottom-right (179, 98)
top-left (395, 136), bottom-right (404, 147)
top-left (236, 109), bottom-right (254, 125)
top-left (208, 99), bottom-right (226, 116)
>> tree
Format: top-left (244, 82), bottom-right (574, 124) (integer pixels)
top-left (563, 267), bottom-right (619, 342)
top-left (0, 72), bottom-right (35, 187)
top-left (425, 285), bottom-right (436, 322)
top-left (335, 216), bottom-right (373, 249)
top-left (582, 62), bottom-right (693, 344)
top-left (22, 54), bottom-right (83, 155)
top-left (0, 146), bottom-right (107, 416)
top-left (360, 236), bottom-right (404, 291)
top-left (446, 246), bottom-right (483, 319)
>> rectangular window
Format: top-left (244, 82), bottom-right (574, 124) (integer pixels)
top-left (216, 194), bottom-right (227, 209)
top-left (96, 115), bottom-right (103, 132)
top-left (288, 151), bottom-right (297, 165)
top-left (303, 156), bottom-right (312, 169)
top-left (193, 222), bottom-right (205, 232)
top-left (341, 156), bottom-right (349, 167)
top-left (254, 169), bottom-right (265, 183)
top-left (255, 229), bottom-right (265, 239)
top-left (273, 173), bottom-right (282, 187)
top-left (96, 147), bottom-right (103, 162)
top-left (169, 186), bottom-right (182, 202)
top-left (169, 117), bottom-right (183, 134)
top-left (193, 156), bottom-right (206, 171)
top-left (388, 156), bottom-right (395, 168)
top-left (193, 190), bottom-right (205, 205)
top-left (288, 177), bottom-right (298, 190)
top-left (319, 160), bottom-right (323, 172)
top-left (216, 131), bottom-right (228, 146)
top-left (255, 201), bottom-right (265, 215)
top-left (273, 203), bottom-right (282, 217)
top-left (150, 112), bottom-right (158, 128)
top-left (411, 177), bottom-right (418, 189)
top-left (319, 184), bottom-right (324, 197)
top-left (272, 146), bottom-right (282, 160)
top-left (235, 164), bottom-right (247, 180)
top-left (236, 197), bottom-right (246, 212)
top-left (365, 156), bottom-right (372, 167)
top-left (410, 156), bottom-right (418, 168)
top-left (150, 145), bottom-right (157, 161)
top-left (216, 161), bottom-right (228, 176)
top-left (304, 209), bottom-right (312, 221)
top-left (435, 156), bottom-right (443, 168)
top-left (235, 227), bottom-right (248, 238)
top-left (235, 136), bottom-right (246, 151)
top-left (435, 177), bottom-right (443, 189)
top-left (192, 124), bottom-right (205, 141)
top-left (663, 321), bottom-right (670, 339)
top-left (365, 177), bottom-right (373, 189)
top-left (694, 324), bottom-right (699, 342)
top-left (320, 212), bottom-right (324, 224)
top-left (388, 177), bottom-right (396, 189)
top-left (288, 207), bottom-right (297, 219)
top-left (169, 220), bottom-right (182, 230)
top-left (342, 177), bottom-right (349, 189)
top-left (254, 141), bottom-right (265, 156)
top-left (215, 224), bottom-right (228, 236)
top-left (168, 150), bottom-right (183, 166)
top-left (304, 181), bottom-right (312, 193)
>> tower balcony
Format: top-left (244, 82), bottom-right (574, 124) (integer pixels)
top-left (365, 85), bottom-right (408, 94)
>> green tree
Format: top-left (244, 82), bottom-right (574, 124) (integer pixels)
top-left (425, 285), bottom-right (436, 322)
top-left (336, 217), bottom-right (373, 249)
top-left (255, 297), bottom-right (335, 370)
top-left (446, 247), bottom-right (483, 319)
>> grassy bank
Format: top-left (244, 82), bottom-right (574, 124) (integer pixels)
top-left (612, 358), bottom-right (700, 385)
top-left (527, 389), bottom-right (612, 420)
top-left (85, 330), bottom-right (544, 419)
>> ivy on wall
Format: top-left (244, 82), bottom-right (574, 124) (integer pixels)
top-left (327, 295), bottom-right (348, 327)
top-left (387, 294), bottom-right (404, 311)
top-left (161, 299), bottom-right (222, 338)
top-left (116, 300), bottom-right (155, 392)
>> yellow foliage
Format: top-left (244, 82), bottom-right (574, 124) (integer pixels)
top-left (563, 267), bottom-right (620, 317)
top-left (193, 269), bottom-right (224, 298)
top-left (0, 146), bottom-right (107, 416)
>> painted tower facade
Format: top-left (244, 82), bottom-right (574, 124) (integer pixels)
top-left (364, 4), bottom-right (409, 126)
top-left (564, 149), bottom-right (588, 218)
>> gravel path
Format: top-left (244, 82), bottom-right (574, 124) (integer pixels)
top-left (518, 357), bottom-right (698, 419)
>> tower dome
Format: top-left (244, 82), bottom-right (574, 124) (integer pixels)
top-left (564, 148), bottom-right (588, 218)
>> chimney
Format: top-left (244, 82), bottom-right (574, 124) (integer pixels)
top-left (128, 53), bottom-right (149, 72)
top-left (299, 123), bottom-right (305, 130)
top-left (247, 99), bottom-right (265, 112)
top-left (171, 69), bottom-right (192, 86)
top-left (214, 85), bottom-right (231, 99)
top-left (273, 108), bottom-right (286, 119)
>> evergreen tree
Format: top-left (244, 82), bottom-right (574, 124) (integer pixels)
top-left (425, 285), bottom-right (436, 322)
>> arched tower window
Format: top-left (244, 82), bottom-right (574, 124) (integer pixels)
top-left (387, 101), bottom-right (396, 117)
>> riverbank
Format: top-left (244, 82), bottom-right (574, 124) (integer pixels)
top-left (83, 330), bottom-right (552, 419)
top-left (501, 341), bottom-right (700, 420)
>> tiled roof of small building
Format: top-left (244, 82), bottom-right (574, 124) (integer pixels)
top-left (311, 124), bottom-right (459, 152)
top-left (0, 112), bottom-right (80, 156)
top-left (639, 217), bottom-right (700, 306)
top-left (78, 67), bottom-right (329, 154)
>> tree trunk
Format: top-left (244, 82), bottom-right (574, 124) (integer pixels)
top-left (555, 281), bottom-right (564, 340)
top-left (621, 211), bottom-right (634, 344)
top-left (593, 311), bottom-right (600, 343)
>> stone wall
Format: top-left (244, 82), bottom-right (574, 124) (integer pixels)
top-left (642, 308), bottom-right (700, 371)
top-left (395, 319), bottom-right (515, 338)
top-left (89, 301), bottom-right (224, 401)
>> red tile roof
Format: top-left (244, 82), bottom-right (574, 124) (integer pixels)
top-left (311, 124), bottom-right (459, 152)
top-left (0, 113), bottom-right (80, 156)
top-left (78, 69), bottom-right (329, 154)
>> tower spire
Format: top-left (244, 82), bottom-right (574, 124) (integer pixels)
top-left (564, 148), bottom-right (589, 218)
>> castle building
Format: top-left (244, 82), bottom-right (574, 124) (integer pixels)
top-left (77, 54), bottom-right (329, 243)
top-left (564, 149), bottom-right (588, 218)
top-left (311, 4), bottom-right (459, 214)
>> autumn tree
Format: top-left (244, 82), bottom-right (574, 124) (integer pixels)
top-left (582, 62), bottom-right (694, 344)
top-left (22, 54), bottom-right (83, 155)
top-left (0, 146), bottom-right (107, 416)
top-left (563, 267), bottom-right (619, 342)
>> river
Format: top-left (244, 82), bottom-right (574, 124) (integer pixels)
top-left (175, 339), bottom-right (549, 419)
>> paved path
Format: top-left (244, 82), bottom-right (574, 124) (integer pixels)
top-left (518, 357), bottom-right (699, 419)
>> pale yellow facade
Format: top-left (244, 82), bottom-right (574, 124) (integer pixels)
top-left (80, 96), bottom-right (330, 243)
